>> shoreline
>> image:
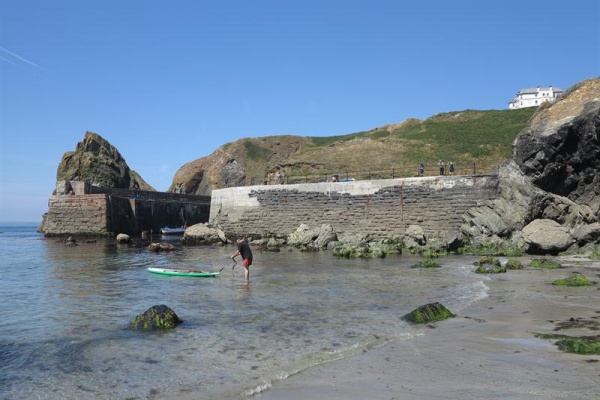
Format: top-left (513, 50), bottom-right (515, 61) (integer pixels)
top-left (255, 260), bottom-right (600, 399)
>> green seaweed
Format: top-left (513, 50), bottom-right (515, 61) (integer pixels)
top-left (459, 244), bottom-right (524, 257)
top-left (477, 256), bottom-right (500, 266)
top-left (332, 245), bottom-right (386, 259)
top-left (128, 305), bottom-right (182, 331)
top-left (474, 264), bottom-right (507, 274)
top-left (505, 259), bottom-right (523, 270)
top-left (529, 259), bottom-right (562, 269)
top-left (552, 273), bottom-right (593, 286)
top-left (404, 302), bottom-right (455, 323)
top-left (420, 249), bottom-right (447, 258)
top-left (534, 333), bottom-right (600, 355)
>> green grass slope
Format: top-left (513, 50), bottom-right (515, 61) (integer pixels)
top-left (169, 107), bottom-right (538, 192)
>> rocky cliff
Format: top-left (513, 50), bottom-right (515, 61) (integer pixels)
top-left (56, 131), bottom-right (155, 192)
top-left (513, 78), bottom-right (600, 212)
top-left (462, 77), bottom-right (600, 254)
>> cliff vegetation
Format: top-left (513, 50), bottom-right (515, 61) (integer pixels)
top-left (168, 107), bottom-right (537, 196)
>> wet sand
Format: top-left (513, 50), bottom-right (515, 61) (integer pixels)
top-left (256, 259), bottom-right (600, 399)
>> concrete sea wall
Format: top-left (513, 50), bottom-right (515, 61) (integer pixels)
top-left (210, 175), bottom-right (499, 240)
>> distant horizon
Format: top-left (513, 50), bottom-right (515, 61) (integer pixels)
top-left (0, 221), bottom-right (41, 225)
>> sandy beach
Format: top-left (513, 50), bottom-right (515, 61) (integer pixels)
top-left (256, 257), bottom-right (600, 399)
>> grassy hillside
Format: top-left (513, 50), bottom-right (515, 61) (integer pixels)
top-left (289, 107), bottom-right (538, 181)
top-left (169, 106), bottom-right (539, 192)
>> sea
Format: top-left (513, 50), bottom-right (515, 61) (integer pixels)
top-left (0, 223), bottom-right (489, 399)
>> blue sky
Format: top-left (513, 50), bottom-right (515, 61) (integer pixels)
top-left (1, 0), bottom-right (598, 222)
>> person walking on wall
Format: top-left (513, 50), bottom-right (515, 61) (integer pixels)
top-left (418, 162), bottom-right (425, 177)
top-left (449, 161), bottom-right (455, 175)
top-left (439, 160), bottom-right (445, 175)
top-left (231, 237), bottom-right (253, 281)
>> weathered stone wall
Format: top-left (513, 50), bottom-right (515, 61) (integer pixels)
top-left (210, 175), bottom-right (499, 239)
top-left (43, 194), bottom-right (111, 236)
top-left (41, 189), bottom-right (211, 236)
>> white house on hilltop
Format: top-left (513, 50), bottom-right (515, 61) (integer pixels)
top-left (508, 85), bottom-right (564, 109)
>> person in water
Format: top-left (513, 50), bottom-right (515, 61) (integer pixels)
top-left (231, 237), bottom-right (253, 280)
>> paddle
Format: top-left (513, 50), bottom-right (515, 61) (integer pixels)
top-left (217, 258), bottom-right (236, 272)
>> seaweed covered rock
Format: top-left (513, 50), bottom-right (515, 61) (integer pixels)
top-left (552, 272), bottom-right (593, 286)
top-left (535, 333), bottom-right (600, 355)
top-left (128, 305), bottom-right (182, 331)
top-left (404, 302), bottom-right (455, 323)
top-left (410, 260), bottom-right (441, 269)
top-left (474, 256), bottom-right (506, 273)
top-left (505, 259), bottom-right (523, 270)
top-left (474, 264), bottom-right (507, 274)
top-left (332, 243), bottom-right (386, 259)
top-left (529, 258), bottom-right (562, 269)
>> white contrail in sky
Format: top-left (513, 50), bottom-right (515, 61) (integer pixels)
top-left (0, 46), bottom-right (44, 70)
top-left (0, 54), bottom-right (19, 67)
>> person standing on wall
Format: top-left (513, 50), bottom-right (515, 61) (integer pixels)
top-left (418, 162), bottom-right (425, 177)
top-left (231, 237), bottom-right (253, 281)
top-left (438, 160), bottom-right (445, 175)
top-left (449, 161), bottom-right (455, 175)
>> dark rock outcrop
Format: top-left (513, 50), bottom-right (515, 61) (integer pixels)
top-left (461, 78), bottom-right (600, 254)
top-left (56, 131), bottom-right (155, 191)
top-left (513, 79), bottom-right (600, 214)
top-left (128, 305), bottom-right (182, 331)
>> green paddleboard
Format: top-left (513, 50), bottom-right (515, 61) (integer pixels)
top-left (147, 267), bottom-right (220, 277)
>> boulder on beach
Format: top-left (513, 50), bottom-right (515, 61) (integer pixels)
top-left (181, 223), bottom-right (227, 245)
top-left (128, 305), bottom-right (183, 331)
top-left (522, 219), bottom-right (575, 255)
top-left (404, 302), bottom-right (455, 323)
top-left (552, 272), bottom-right (593, 286)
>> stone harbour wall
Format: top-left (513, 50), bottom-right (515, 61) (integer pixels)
top-left (41, 187), bottom-right (211, 236)
top-left (210, 175), bottom-right (499, 240)
top-left (42, 194), bottom-right (111, 236)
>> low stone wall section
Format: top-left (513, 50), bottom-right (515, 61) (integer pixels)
top-left (43, 194), bottom-right (111, 236)
top-left (210, 175), bottom-right (499, 240)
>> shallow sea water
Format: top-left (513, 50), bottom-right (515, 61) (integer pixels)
top-left (0, 224), bottom-right (488, 399)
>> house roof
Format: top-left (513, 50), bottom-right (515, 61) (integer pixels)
top-left (517, 86), bottom-right (564, 95)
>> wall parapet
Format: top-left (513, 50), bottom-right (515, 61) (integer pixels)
top-left (210, 175), bottom-right (499, 240)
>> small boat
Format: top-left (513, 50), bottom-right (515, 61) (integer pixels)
top-left (147, 267), bottom-right (220, 277)
top-left (160, 226), bottom-right (186, 235)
